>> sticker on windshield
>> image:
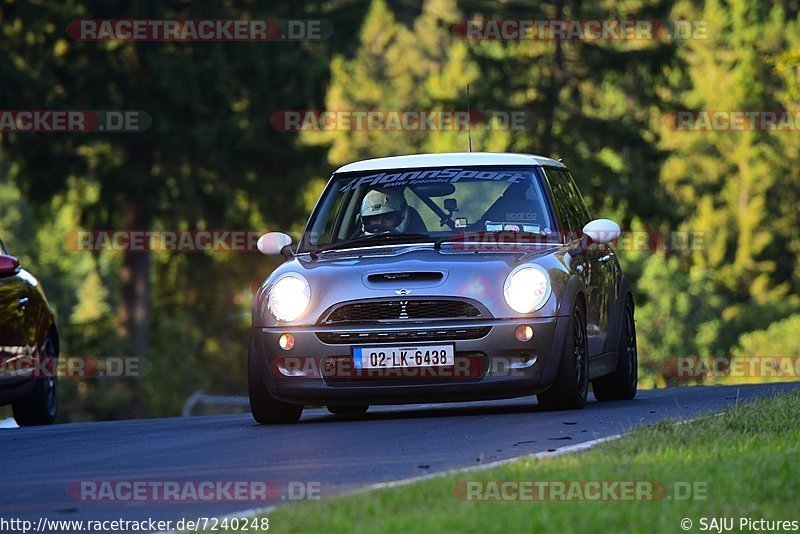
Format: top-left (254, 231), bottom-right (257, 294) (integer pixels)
top-left (484, 221), bottom-right (541, 233)
top-left (340, 168), bottom-right (528, 192)
top-left (505, 211), bottom-right (538, 221)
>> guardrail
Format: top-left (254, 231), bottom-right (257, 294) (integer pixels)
top-left (181, 391), bottom-right (250, 417)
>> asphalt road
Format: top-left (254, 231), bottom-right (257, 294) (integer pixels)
top-left (1, 382), bottom-right (798, 532)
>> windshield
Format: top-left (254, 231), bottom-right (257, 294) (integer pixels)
top-left (298, 166), bottom-right (557, 253)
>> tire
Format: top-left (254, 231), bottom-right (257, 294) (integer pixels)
top-left (537, 303), bottom-right (589, 410)
top-left (327, 405), bottom-right (369, 416)
top-left (593, 296), bottom-right (638, 401)
top-left (12, 338), bottom-right (58, 426)
top-left (248, 342), bottom-right (303, 424)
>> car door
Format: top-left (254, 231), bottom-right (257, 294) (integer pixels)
top-left (0, 238), bottom-right (33, 384)
top-left (543, 168), bottom-right (610, 357)
top-left (562, 170), bottom-right (618, 355)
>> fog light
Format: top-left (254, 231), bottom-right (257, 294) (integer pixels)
top-left (279, 333), bottom-right (295, 351)
top-left (515, 325), bottom-right (533, 342)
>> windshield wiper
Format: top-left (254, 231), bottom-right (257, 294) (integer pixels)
top-left (315, 233), bottom-right (432, 253)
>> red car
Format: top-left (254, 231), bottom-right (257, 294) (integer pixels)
top-left (0, 237), bottom-right (59, 426)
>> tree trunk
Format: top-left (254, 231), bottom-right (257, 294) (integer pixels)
top-left (542, 0), bottom-right (565, 156)
top-left (119, 201), bottom-right (152, 357)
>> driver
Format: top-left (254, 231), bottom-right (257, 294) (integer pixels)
top-left (360, 188), bottom-right (409, 235)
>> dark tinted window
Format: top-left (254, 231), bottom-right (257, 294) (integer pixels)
top-left (544, 168), bottom-right (591, 237)
top-left (544, 169), bottom-right (578, 236)
top-left (562, 170), bottom-right (591, 227)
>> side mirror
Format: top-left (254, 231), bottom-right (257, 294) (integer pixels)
top-left (582, 219), bottom-right (620, 245)
top-left (0, 255), bottom-right (21, 277)
top-left (257, 232), bottom-right (294, 259)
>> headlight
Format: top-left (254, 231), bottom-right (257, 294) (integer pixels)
top-left (268, 273), bottom-right (310, 322)
top-left (503, 265), bottom-right (551, 314)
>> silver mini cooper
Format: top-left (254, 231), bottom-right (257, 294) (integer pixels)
top-left (249, 153), bottom-right (637, 424)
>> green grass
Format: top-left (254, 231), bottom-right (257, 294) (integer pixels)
top-left (252, 391), bottom-right (800, 533)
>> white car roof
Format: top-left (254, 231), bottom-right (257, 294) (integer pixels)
top-left (334, 152), bottom-right (566, 173)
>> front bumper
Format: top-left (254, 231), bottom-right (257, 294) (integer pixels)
top-left (250, 316), bottom-right (570, 405)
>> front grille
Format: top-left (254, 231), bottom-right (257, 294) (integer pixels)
top-left (320, 299), bottom-right (483, 324)
top-left (316, 326), bottom-right (491, 344)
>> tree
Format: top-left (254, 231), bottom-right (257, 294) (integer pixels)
top-left (0, 0), bottom-right (332, 357)
top-left (0, 0), bottom-right (346, 418)
top-left (654, 0), bottom-right (800, 354)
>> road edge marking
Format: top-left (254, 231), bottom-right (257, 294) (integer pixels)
top-left (158, 433), bottom-right (620, 533)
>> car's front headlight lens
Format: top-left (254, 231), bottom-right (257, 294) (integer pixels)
top-left (268, 274), bottom-right (310, 322)
top-left (503, 265), bottom-right (551, 314)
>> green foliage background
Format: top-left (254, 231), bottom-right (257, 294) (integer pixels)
top-left (1, 0), bottom-right (798, 420)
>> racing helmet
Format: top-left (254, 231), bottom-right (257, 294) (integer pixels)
top-left (360, 188), bottom-right (408, 234)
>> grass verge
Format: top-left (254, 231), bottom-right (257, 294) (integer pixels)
top-left (254, 391), bottom-right (800, 533)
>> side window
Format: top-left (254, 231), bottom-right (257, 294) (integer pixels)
top-left (544, 168), bottom-right (579, 237)
top-left (562, 170), bottom-right (591, 228)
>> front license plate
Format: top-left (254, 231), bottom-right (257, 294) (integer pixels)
top-left (353, 345), bottom-right (455, 370)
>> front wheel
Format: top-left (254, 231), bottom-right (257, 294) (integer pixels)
top-left (248, 342), bottom-right (303, 424)
top-left (537, 303), bottom-right (589, 410)
top-left (593, 296), bottom-right (637, 401)
top-left (12, 338), bottom-right (58, 426)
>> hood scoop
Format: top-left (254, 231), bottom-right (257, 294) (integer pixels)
top-left (363, 271), bottom-right (447, 289)
top-left (367, 272), bottom-right (442, 283)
